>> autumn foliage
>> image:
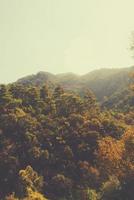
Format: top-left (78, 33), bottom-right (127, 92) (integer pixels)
top-left (0, 83), bottom-right (133, 200)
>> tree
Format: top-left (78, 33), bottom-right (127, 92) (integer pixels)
top-left (49, 174), bottom-right (73, 199)
top-left (19, 166), bottom-right (44, 196)
top-left (53, 85), bottom-right (64, 99)
top-left (6, 188), bottom-right (47, 200)
top-left (0, 85), bottom-right (12, 108)
top-left (83, 89), bottom-right (99, 116)
top-left (40, 85), bottom-right (50, 100)
top-left (97, 136), bottom-right (124, 178)
top-left (24, 188), bottom-right (47, 200)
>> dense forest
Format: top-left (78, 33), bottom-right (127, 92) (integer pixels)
top-left (1, 68), bottom-right (134, 199)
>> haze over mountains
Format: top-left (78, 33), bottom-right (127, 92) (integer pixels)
top-left (17, 66), bottom-right (134, 102)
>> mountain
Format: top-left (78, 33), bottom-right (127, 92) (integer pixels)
top-left (17, 66), bottom-right (134, 102)
top-left (1, 67), bottom-right (134, 199)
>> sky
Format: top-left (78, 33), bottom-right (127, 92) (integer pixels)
top-left (1, 0), bottom-right (134, 83)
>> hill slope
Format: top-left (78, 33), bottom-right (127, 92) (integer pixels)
top-left (17, 66), bottom-right (134, 101)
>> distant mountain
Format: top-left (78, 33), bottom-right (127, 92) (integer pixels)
top-left (17, 71), bottom-right (57, 85)
top-left (17, 66), bottom-right (134, 102)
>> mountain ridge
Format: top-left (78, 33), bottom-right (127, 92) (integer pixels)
top-left (16, 66), bottom-right (134, 101)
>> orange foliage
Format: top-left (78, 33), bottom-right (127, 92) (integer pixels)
top-left (97, 136), bottom-right (125, 177)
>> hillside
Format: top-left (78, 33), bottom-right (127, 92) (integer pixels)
top-left (17, 66), bottom-right (134, 101)
top-left (0, 80), bottom-right (134, 199)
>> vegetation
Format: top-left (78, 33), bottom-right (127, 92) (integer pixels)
top-left (17, 66), bottom-right (134, 102)
top-left (0, 70), bottom-right (134, 199)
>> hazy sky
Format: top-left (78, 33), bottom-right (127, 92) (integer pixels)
top-left (1, 0), bottom-right (134, 83)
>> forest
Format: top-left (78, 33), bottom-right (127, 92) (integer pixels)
top-left (1, 69), bottom-right (134, 200)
